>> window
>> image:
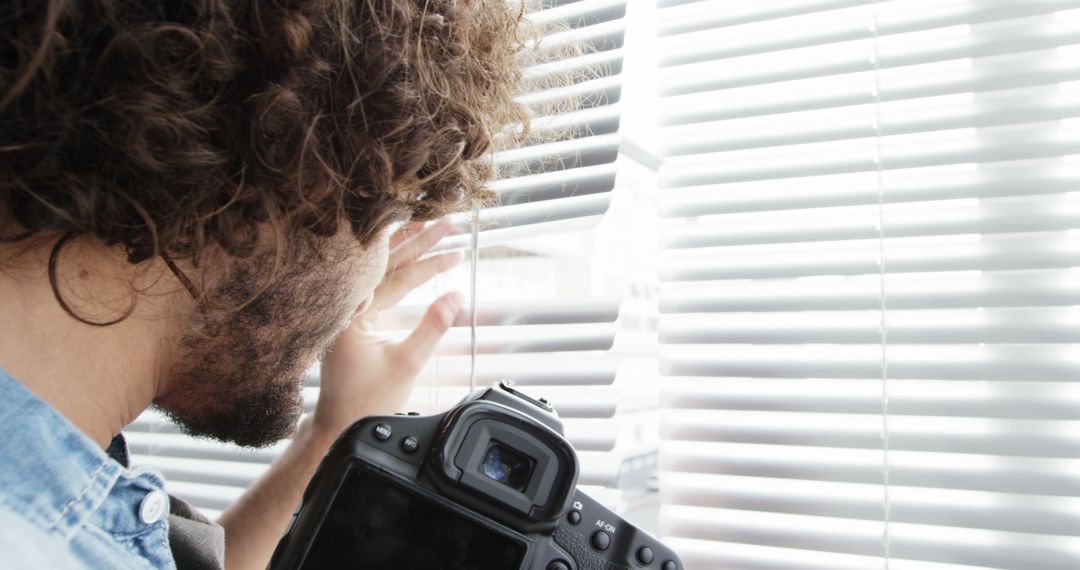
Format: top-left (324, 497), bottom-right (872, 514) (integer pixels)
top-left (130, 1), bottom-right (1080, 568)
top-left (657, 1), bottom-right (1080, 569)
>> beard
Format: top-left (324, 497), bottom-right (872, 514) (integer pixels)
top-left (154, 236), bottom-right (365, 448)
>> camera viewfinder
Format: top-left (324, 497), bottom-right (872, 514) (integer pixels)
top-left (481, 441), bottom-right (535, 491)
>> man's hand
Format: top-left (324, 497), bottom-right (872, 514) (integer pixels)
top-left (313, 219), bottom-right (465, 440)
top-left (219, 219), bottom-right (465, 570)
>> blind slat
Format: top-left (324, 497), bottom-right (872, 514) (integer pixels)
top-left (663, 472), bottom-right (1080, 536)
top-left (663, 536), bottom-right (1013, 570)
top-left (662, 409), bottom-right (1080, 457)
top-left (662, 47), bottom-right (1080, 125)
top-left (660, 307), bottom-right (1080, 345)
top-left (661, 231), bottom-right (1080, 281)
top-left (660, 269), bottom-right (1080, 312)
top-left (432, 214), bottom-right (606, 253)
top-left (664, 378), bottom-right (1080, 419)
top-left (660, 441), bottom-right (1080, 496)
top-left (661, 121), bottom-right (1080, 186)
top-left (663, 193), bottom-right (1080, 249)
top-left (661, 159), bottom-right (1080, 218)
top-left (661, 506), bottom-right (1080, 570)
top-left (665, 85), bottom-right (1080, 156)
top-left (662, 344), bottom-right (1080, 382)
top-left (660, 0), bottom-right (1073, 67)
top-left (660, 15), bottom-right (1080, 96)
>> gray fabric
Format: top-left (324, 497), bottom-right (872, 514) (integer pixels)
top-left (167, 495), bottom-right (226, 570)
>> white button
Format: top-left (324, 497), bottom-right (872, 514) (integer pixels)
top-left (139, 490), bottom-right (168, 525)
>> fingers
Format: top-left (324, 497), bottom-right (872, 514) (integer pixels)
top-left (394, 292), bottom-right (464, 373)
top-left (371, 250), bottom-right (464, 311)
top-left (389, 221), bottom-right (426, 250)
top-left (388, 219), bottom-right (454, 272)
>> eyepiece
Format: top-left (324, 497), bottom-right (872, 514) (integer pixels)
top-left (481, 441), bottom-right (536, 491)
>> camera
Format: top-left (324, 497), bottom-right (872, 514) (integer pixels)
top-left (268, 381), bottom-right (684, 570)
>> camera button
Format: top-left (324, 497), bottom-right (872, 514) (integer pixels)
top-left (662, 561), bottom-right (678, 570)
top-left (591, 530), bottom-right (611, 551)
top-left (372, 423), bottom-right (392, 441)
top-left (546, 561), bottom-right (571, 570)
top-left (401, 435), bottom-right (419, 454)
top-left (567, 510), bottom-right (581, 525)
top-left (637, 546), bottom-right (655, 564)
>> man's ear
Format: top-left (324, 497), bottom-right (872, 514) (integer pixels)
top-left (40, 233), bottom-right (200, 328)
top-left (46, 233), bottom-right (141, 327)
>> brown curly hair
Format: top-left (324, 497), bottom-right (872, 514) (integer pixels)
top-left (0, 0), bottom-right (531, 292)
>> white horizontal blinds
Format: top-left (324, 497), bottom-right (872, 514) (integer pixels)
top-left (126, 412), bottom-right (276, 519)
top-left (435, 0), bottom-right (628, 253)
top-left (658, 1), bottom-right (1080, 570)
top-left (406, 0), bottom-right (667, 512)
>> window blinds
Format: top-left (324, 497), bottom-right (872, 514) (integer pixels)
top-left (658, 1), bottom-right (1080, 570)
top-left (128, 0), bottom-right (659, 521)
top-left (402, 0), bottom-right (663, 514)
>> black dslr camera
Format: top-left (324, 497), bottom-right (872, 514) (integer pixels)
top-left (268, 382), bottom-right (684, 570)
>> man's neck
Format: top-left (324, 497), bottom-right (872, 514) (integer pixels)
top-left (0, 242), bottom-right (177, 448)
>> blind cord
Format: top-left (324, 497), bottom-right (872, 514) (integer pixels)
top-left (468, 202), bottom-right (480, 393)
top-left (869, 2), bottom-right (892, 568)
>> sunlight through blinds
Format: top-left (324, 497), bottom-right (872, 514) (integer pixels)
top-left (657, 1), bottom-right (1080, 569)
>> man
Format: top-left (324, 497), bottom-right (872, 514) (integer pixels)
top-left (0, 0), bottom-right (529, 568)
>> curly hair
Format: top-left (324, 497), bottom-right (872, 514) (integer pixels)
top-left (0, 0), bottom-right (530, 285)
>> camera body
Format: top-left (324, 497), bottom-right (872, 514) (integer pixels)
top-left (268, 382), bottom-right (684, 570)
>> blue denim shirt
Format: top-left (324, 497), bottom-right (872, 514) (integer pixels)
top-left (0, 366), bottom-right (176, 569)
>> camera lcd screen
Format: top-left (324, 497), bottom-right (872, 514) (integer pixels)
top-left (299, 465), bottom-right (527, 570)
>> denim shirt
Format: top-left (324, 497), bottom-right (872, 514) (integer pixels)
top-left (0, 366), bottom-right (176, 569)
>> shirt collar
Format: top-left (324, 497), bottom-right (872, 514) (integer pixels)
top-left (0, 366), bottom-right (124, 537)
